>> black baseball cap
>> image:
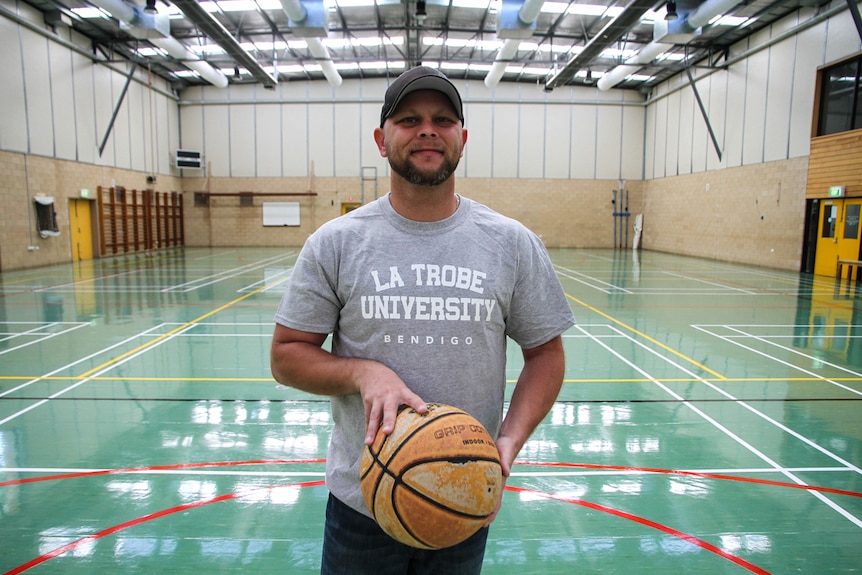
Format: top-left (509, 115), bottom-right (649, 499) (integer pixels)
top-left (379, 66), bottom-right (464, 128)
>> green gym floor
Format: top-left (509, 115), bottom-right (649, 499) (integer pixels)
top-left (1, 247), bottom-right (860, 574)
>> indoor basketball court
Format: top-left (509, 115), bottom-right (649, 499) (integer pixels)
top-left (1, 247), bottom-right (860, 574)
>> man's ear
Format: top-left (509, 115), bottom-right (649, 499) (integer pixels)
top-left (373, 127), bottom-right (387, 157)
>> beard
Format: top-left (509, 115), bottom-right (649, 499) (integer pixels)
top-left (387, 147), bottom-right (461, 187)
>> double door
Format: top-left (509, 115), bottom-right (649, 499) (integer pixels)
top-left (814, 198), bottom-right (862, 277)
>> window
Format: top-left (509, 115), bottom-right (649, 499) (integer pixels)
top-left (818, 54), bottom-right (862, 136)
top-left (34, 196), bottom-right (60, 238)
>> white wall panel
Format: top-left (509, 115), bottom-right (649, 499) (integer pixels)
top-left (49, 42), bottom-right (75, 161)
top-left (229, 104), bottom-right (255, 177)
top-left (256, 104), bottom-right (281, 177)
top-left (676, 86), bottom-right (694, 176)
top-left (789, 23), bottom-right (825, 158)
top-left (93, 65), bottom-right (114, 166)
top-left (333, 104), bottom-right (361, 178)
top-left (690, 76), bottom-right (708, 174)
top-left (361, 102), bottom-right (387, 182)
top-left (128, 81), bottom-right (146, 172)
top-left (621, 105), bottom-right (644, 182)
top-left (0, 14), bottom-right (26, 152)
top-left (518, 105), bottom-right (544, 178)
top-left (824, 8), bottom-right (862, 62)
top-left (643, 101), bottom-right (656, 180)
top-left (570, 105), bottom-right (597, 179)
top-left (723, 63), bottom-right (746, 168)
top-left (72, 53), bottom-right (96, 164)
top-left (706, 72), bottom-right (727, 171)
top-left (160, 88), bottom-right (176, 175)
top-left (203, 105), bottom-right (229, 178)
top-left (596, 106), bottom-right (622, 180)
top-left (742, 44), bottom-right (769, 166)
top-left (282, 103), bottom-right (308, 177)
top-left (179, 103), bottom-right (204, 165)
top-left (462, 102), bottom-right (492, 179)
top-left (111, 70), bottom-right (132, 170)
top-left (664, 90), bottom-right (681, 177)
top-left (308, 103), bottom-right (335, 177)
top-left (492, 103), bottom-right (518, 178)
top-left (544, 104), bottom-right (571, 179)
top-left (22, 29), bottom-right (53, 157)
top-left (764, 41), bottom-right (795, 162)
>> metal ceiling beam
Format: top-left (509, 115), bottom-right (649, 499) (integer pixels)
top-left (544, 0), bottom-right (658, 90)
top-left (172, 0), bottom-right (278, 88)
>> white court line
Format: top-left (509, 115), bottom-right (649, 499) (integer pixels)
top-left (693, 324), bottom-right (862, 396)
top-left (582, 324), bottom-right (862, 529)
top-left (0, 322), bottom-right (90, 356)
top-left (660, 271), bottom-right (759, 294)
top-left (0, 323), bottom-right (171, 400)
top-left (555, 267), bottom-right (633, 295)
top-left (2, 466), bottom-right (854, 479)
top-left (0, 323), bottom-right (198, 426)
top-left (162, 253), bottom-right (291, 293)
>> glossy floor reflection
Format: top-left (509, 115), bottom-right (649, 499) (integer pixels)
top-left (1, 248), bottom-right (860, 574)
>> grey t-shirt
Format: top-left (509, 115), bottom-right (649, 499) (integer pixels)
top-left (274, 194), bottom-right (575, 516)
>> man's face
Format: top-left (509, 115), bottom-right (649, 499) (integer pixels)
top-left (375, 90), bottom-right (467, 187)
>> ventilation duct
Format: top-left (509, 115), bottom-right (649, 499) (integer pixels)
top-left (596, 0), bottom-right (743, 91)
top-left (86, 0), bottom-right (228, 88)
top-left (279, 0), bottom-right (343, 87)
top-left (484, 0), bottom-right (546, 89)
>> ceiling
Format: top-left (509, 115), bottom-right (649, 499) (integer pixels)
top-left (18, 0), bottom-right (834, 92)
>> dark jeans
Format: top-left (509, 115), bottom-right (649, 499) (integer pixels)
top-left (320, 493), bottom-right (489, 575)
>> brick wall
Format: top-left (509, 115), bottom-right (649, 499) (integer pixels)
top-left (1, 149), bottom-right (809, 272)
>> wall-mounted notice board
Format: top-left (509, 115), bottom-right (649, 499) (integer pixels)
top-left (262, 202), bottom-right (301, 226)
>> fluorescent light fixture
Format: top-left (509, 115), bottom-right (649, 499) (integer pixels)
top-left (709, 14), bottom-right (750, 26)
top-left (625, 73), bottom-right (652, 82)
top-left (657, 52), bottom-right (686, 62)
top-left (520, 66), bottom-right (550, 75)
top-left (257, 0), bottom-right (283, 8)
top-left (136, 47), bottom-right (168, 57)
top-left (199, 2), bottom-right (220, 13)
top-left (217, 0), bottom-right (259, 12)
top-left (254, 41), bottom-right (288, 51)
top-left (288, 40), bottom-right (309, 50)
top-left (174, 70), bottom-right (202, 78)
top-left (566, 4), bottom-right (608, 16)
top-left (70, 7), bottom-right (109, 18)
top-left (331, 0), bottom-right (377, 7)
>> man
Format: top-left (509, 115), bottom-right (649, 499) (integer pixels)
top-left (271, 66), bottom-right (575, 574)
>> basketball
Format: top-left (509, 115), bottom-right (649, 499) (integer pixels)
top-left (360, 403), bottom-right (503, 550)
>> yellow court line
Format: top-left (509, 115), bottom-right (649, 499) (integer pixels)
top-left (566, 293), bottom-right (727, 380)
top-left (76, 285), bottom-right (272, 379)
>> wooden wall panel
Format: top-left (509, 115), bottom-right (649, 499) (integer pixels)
top-left (806, 129), bottom-right (862, 198)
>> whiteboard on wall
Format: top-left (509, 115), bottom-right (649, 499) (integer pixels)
top-left (262, 202), bottom-right (301, 226)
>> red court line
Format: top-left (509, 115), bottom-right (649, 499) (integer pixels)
top-left (3, 473), bottom-right (775, 575)
top-left (3, 479), bottom-right (326, 575)
top-left (516, 461), bottom-right (862, 498)
top-left (506, 485), bottom-right (773, 575)
top-left (3, 459), bottom-right (859, 500)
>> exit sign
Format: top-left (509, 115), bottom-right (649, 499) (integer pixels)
top-left (829, 185), bottom-right (845, 197)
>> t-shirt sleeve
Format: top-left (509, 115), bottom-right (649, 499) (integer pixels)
top-left (274, 235), bottom-right (342, 335)
top-left (505, 230), bottom-right (576, 349)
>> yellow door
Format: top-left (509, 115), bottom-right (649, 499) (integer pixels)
top-left (814, 198), bottom-right (862, 277)
top-left (69, 199), bottom-right (93, 262)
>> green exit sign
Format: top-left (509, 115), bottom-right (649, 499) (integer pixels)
top-left (829, 185), bottom-right (845, 197)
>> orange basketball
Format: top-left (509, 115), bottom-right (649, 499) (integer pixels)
top-left (360, 403), bottom-right (503, 550)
